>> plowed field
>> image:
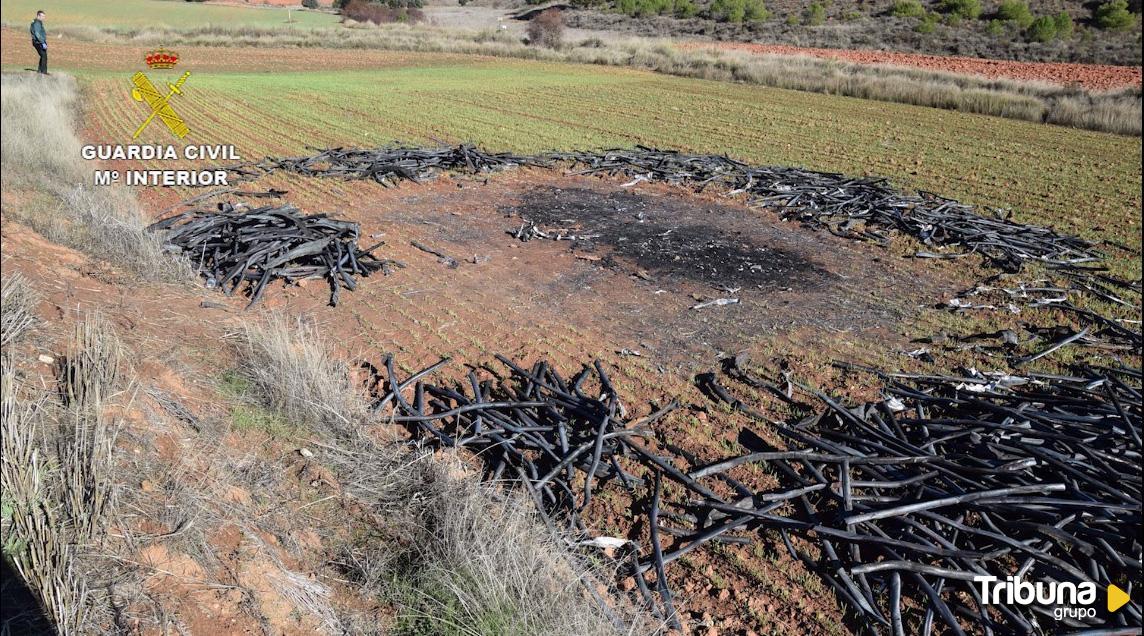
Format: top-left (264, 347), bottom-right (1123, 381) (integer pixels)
top-left (680, 41), bottom-right (1143, 90)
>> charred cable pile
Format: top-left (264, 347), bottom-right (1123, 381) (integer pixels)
top-left (149, 203), bottom-right (400, 307)
top-left (547, 147), bottom-right (1099, 274)
top-left (698, 365), bottom-right (1142, 635)
top-left (249, 144), bottom-right (1101, 274)
top-left (368, 353), bottom-right (694, 627)
top-left (368, 351), bottom-right (1141, 633)
top-left (943, 272), bottom-right (1143, 363)
top-left (256, 144), bottom-right (547, 187)
top-left (369, 353), bottom-right (665, 531)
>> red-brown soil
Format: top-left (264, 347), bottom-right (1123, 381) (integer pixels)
top-left (2, 163), bottom-right (984, 634)
top-left (680, 41), bottom-right (1143, 91)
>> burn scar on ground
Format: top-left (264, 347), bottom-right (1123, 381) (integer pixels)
top-left (502, 186), bottom-right (829, 292)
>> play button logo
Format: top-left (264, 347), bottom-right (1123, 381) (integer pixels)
top-left (1108, 584), bottom-right (1130, 613)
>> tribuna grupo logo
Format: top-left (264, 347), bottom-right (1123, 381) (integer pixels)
top-left (144, 48), bottom-right (179, 69)
top-left (975, 575), bottom-right (1131, 622)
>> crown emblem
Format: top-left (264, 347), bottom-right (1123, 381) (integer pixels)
top-left (144, 49), bottom-right (179, 69)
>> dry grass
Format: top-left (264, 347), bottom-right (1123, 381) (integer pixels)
top-left (1, 273), bottom-right (38, 348)
top-left (383, 468), bottom-right (638, 636)
top-left (234, 315), bottom-right (366, 439)
top-left (56, 318), bottom-right (122, 541)
top-left (0, 73), bottom-right (188, 282)
top-left (43, 23), bottom-right (1143, 136)
top-left (0, 314), bottom-right (124, 635)
top-left (234, 314), bottom-right (643, 635)
top-left (1, 355), bottom-right (88, 636)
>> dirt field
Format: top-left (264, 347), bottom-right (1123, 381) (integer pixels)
top-left (679, 41), bottom-right (1143, 90)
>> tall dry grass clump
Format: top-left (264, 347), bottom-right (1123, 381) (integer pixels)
top-left (40, 23), bottom-right (1142, 136)
top-left (0, 73), bottom-right (188, 281)
top-left (381, 470), bottom-right (631, 636)
top-left (1, 273), bottom-right (39, 348)
top-left (56, 318), bottom-right (123, 540)
top-left (233, 314), bottom-right (640, 635)
top-left (235, 315), bottom-right (366, 438)
top-left (1, 314), bottom-right (124, 635)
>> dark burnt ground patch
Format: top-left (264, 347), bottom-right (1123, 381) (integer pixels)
top-left (502, 186), bottom-right (829, 292)
top-left (294, 171), bottom-right (967, 369)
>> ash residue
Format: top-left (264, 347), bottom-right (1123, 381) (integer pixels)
top-left (503, 186), bottom-right (827, 290)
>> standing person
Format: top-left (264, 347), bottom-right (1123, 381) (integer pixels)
top-left (30, 10), bottom-right (48, 75)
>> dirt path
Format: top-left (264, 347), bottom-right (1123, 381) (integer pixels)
top-left (681, 41), bottom-right (1143, 90)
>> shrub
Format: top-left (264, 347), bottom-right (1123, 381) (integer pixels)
top-left (996, 0), bottom-right (1033, 27)
top-left (786, 12), bottom-right (800, 23)
top-left (805, 1), bottom-right (827, 24)
top-left (302, 0), bottom-right (320, 8)
top-left (987, 17), bottom-right (1006, 33)
top-left (1053, 11), bottom-right (1074, 37)
top-left (916, 11), bottom-right (939, 30)
top-left (709, 0), bottom-right (769, 22)
top-left (890, 0), bottom-right (925, 18)
top-left (1026, 14), bottom-right (1059, 40)
top-left (342, 0), bottom-right (425, 23)
top-left (613, 0), bottom-right (704, 16)
top-left (527, 9), bottom-right (564, 48)
top-left (745, 0), bottom-right (770, 20)
top-left (941, 0), bottom-right (981, 19)
top-left (1094, 0), bottom-right (1134, 29)
top-left (675, 0), bottom-right (700, 17)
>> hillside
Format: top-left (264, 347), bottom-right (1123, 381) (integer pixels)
top-left (557, 0), bottom-right (1142, 65)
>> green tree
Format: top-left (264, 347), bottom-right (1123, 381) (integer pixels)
top-left (1053, 11), bottom-right (1074, 37)
top-left (1094, 0), bottom-right (1134, 29)
top-left (1026, 15), bottom-right (1059, 40)
top-left (674, 0), bottom-right (700, 17)
top-left (805, 2), bottom-right (827, 24)
top-left (941, 0), bottom-right (981, 19)
top-left (710, 0), bottom-right (746, 21)
top-left (890, 0), bottom-right (925, 17)
top-left (996, 0), bottom-right (1033, 27)
top-left (745, 0), bottom-right (770, 20)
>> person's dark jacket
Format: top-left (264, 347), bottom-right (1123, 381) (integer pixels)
top-left (30, 19), bottom-right (46, 49)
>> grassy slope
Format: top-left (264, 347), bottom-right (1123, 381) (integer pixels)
top-left (71, 58), bottom-right (1142, 277)
top-left (0, 0), bottom-right (338, 29)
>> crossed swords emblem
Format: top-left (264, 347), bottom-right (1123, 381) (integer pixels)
top-left (131, 71), bottom-right (191, 139)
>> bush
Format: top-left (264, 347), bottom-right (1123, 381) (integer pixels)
top-left (987, 17), bottom-right (1006, 33)
top-left (616, 0), bottom-right (690, 16)
top-left (342, 0), bottom-right (425, 23)
top-left (941, 0), bottom-right (981, 19)
top-left (302, 0), bottom-right (320, 8)
top-left (996, 0), bottom-right (1033, 27)
top-left (1053, 11), bottom-right (1074, 37)
top-left (1094, 0), bottom-right (1134, 29)
top-left (1026, 14), bottom-right (1059, 40)
top-left (805, 1), bottom-right (827, 24)
top-left (745, 0), bottom-right (770, 20)
top-left (709, 0), bottom-right (769, 22)
top-left (527, 9), bottom-right (564, 48)
top-left (916, 11), bottom-right (939, 30)
top-left (675, 0), bottom-right (700, 16)
top-left (890, 0), bottom-right (925, 18)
